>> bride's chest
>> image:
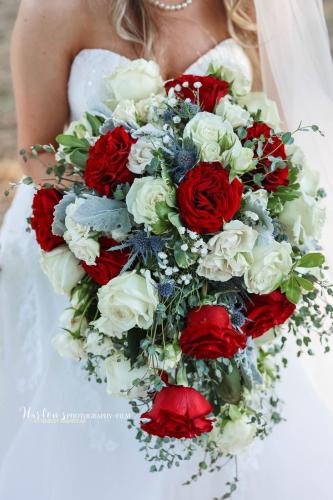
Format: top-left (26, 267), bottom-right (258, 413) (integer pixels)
top-left (67, 40), bottom-right (252, 122)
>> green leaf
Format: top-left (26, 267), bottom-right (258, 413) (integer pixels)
top-left (295, 276), bottom-right (314, 292)
top-left (218, 364), bottom-right (242, 404)
top-left (155, 201), bottom-right (171, 221)
top-left (151, 219), bottom-right (171, 235)
top-left (69, 149), bottom-right (88, 168)
top-left (284, 275), bottom-right (301, 304)
top-left (85, 112), bottom-right (104, 136)
top-left (174, 241), bottom-right (196, 269)
top-left (56, 134), bottom-right (90, 150)
top-left (298, 252), bottom-right (325, 268)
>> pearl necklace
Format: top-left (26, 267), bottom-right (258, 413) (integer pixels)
top-left (148, 0), bottom-right (193, 11)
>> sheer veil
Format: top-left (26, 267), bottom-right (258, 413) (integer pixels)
top-left (255, 0), bottom-right (333, 411)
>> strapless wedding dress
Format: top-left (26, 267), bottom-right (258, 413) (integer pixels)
top-left (1, 39), bottom-right (333, 500)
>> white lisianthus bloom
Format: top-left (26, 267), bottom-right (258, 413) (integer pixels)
top-left (238, 92), bottom-right (281, 130)
top-left (112, 99), bottom-right (137, 124)
top-left (52, 332), bottom-right (86, 361)
top-left (60, 308), bottom-right (87, 336)
top-left (104, 354), bottom-right (147, 398)
top-left (64, 198), bottom-right (100, 266)
top-left (135, 94), bottom-right (166, 123)
top-left (254, 324), bottom-right (286, 348)
top-left (198, 252), bottom-right (252, 282)
top-left (279, 193), bottom-right (326, 245)
top-left (64, 198), bottom-right (90, 239)
top-left (95, 270), bottom-right (159, 337)
top-left (211, 61), bottom-right (251, 96)
top-left (128, 137), bottom-right (159, 174)
top-left (209, 221), bottom-right (258, 257)
top-left (222, 138), bottom-right (254, 175)
top-left (84, 331), bottom-right (113, 357)
top-left (65, 115), bottom-right (93, 140)
top-left (197, 221), bottom-right (258, 282)
top-left (40, 245), bottom-right (85, 295)
top-left (149, 344), bottom-right (182, 371)
top-left (286, 144), bottom-right (320, 197)
top-left (183, 111), bottom-right (237, 162)
top-left (126, 176), bottom-right (170, 225)
top-left (105, 59), bottom-right (163, 105)
top-left (215, 97), bottom-right (250, 128)
top-left (244, 239), bottom-right (293, 294)
top-left (64, 234), bottom-right (100, 266)
top-left (243, 189), bottom-right (269, 209)
top-left (211, 416), bottom-right (257, 455)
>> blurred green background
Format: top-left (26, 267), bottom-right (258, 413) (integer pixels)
top-left (0, 0), bottom-right (332, 221)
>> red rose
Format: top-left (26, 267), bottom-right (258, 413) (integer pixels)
top-left (180, 305), bottom-right (247, 359)
top-left (165, 74), bottom-right (229, 112)
top-left (81, 237), bottom-right (130, 286)
top-left (177, 162), bottom-right (243, 234)
top-left (31, 188), bottom-right (64, 252)
top-left (242, 290), bottom-right (296, 339)
top-left (141, 385), bottom-right (214, 438)
top-left (245, 123), bottom-right (288, 192)
top-left (85, 127), bottom-right (136, 196)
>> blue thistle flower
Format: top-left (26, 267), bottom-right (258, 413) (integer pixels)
top-left (164, 137), bottom-right (199, 183)
top-left (158, 281), bottom-right (175, 298)
top-left (110, 231), bottom-right (166, 272)
top-left (231, 311), bottom-right (246, 329)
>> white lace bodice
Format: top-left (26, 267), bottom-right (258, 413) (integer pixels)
top-left (67, 38), bottom-right (252, 120)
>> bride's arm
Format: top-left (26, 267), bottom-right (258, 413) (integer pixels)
top-left (11, 0), bottom-right (83, 183)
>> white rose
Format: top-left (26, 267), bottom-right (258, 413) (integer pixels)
top-left (64, 198), bottom-right (100, 265)
top-left (128, 137), bottom-right (158, 174)
top-left (244, 239), bottom-right (293, 294)
top-left (238, 92), bottom-right (281, 130)
top-left (213, 416), bottom-right (256, 455)
top-left (183, 112), bottom-right (237, 161)
top-left (215, 61), bottom-right (252, 96)
top-left (197, 221), bottom-right (257, 282)
top-left (149, 344), bottom-right (181, 371)
top-left (215, 97), bottom-right (250, 128)
top-left (105, 59), bottom-right (163, 105)
top-left (279, 193), bottom-right (325, 245)
top-left (222, 138), bottom-right (254, 174)
top-left (95, 270), bottom-right (159, 337)
top-left (40, 245), bottom-right (85, 295)
top-left (52, 332), bottom-right (86, 361)
top-left (126, 176), bottom-right (170, 225)
top-left (286, 144), bottom-right (320, 197)
top-left (104, 354), bottom-right (147, 398)
top-left (112, 99), bottom-right (137, 124)
top-left (84, 331), bottom-right (113, 357)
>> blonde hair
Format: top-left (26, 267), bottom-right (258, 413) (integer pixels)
top-left (109, 0), bottom-right (260, 87)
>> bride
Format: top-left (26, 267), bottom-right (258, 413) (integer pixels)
top-left (1, 0), bottom-right (333, 499)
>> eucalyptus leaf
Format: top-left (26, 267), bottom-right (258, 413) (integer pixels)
top-left (71, 195), bottom-right (132, 234)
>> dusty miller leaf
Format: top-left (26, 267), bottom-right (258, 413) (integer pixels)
top-left (71, 195), bottom-right (132, 234)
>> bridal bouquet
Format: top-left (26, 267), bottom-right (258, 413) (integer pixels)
top-left (23, 58), bottom-right (332, 495)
